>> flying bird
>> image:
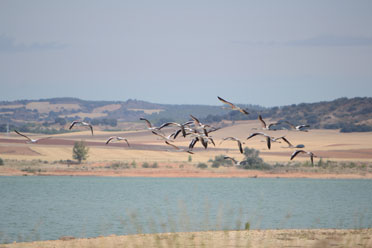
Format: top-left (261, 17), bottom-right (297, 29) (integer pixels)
top-left (165, 141), bottom-right (194, 154)
top-left (220, 137), bottom-right (244, 153)
top-left (258, 115), bottom-right (281, 130)
top-left (105, 136), bottom-right (130, 147)
top-left (190, 115), bottom-right (210, 136)
top-left (188, 135), bottom-right (215, 150)
top-left (223, 156), bottom-right (244, 166)
top-left (69, 121), bottom-right (94, 135)
top-left (168, 129), bottom-right (183, 140)
top-left (151, 131), bottom-right (175, 142)
top-left (275, 136), bottom-right (305, 148)
top-left (158, 121), bottom-right (193, 138)
top-left (14, 130), bottom-right (51, 144)
top-left (217, 96), bottom-right (249, 115)
top-left (283, 121), bottom-right (310, 132)
top-left (246, 132), bottom-right (273, 150)
top-left (139, 118), bottom-right (164, 132)
top-left (290, 150), bottom-right (317, 165)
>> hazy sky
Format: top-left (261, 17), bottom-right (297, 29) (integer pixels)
top-left (1, 0), bottom-right (372, 107)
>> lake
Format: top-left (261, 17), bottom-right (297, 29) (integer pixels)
top-left (0, 176), bottom-right (371, 243)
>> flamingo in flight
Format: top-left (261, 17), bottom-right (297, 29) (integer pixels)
top-left (14, 130), bottom-right (51, 144)
top-left (220, 137), bottom-right (244, 154)
top-left (105, 136), bottom-right (130, 147)
top-left (69, 121), bottom-right (94, 136)
top-left (290, 150), bottom-right (317, 165)
top-left (246, 132), bottom-right (273, 150)
top-left (217, 96), bottom-right (249, 115)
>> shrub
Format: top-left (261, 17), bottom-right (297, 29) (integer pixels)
top-left (151, 162), bottom-right (158, 168)
top-left (110, 162), bottom-right (130, 169)
top-left (131, 160), bottom-right (137, 168)
top-left (209, 155), bottom-right (233, 168)
top-left (21, 167), bottom-right (42, 173)
top-left (239, 147), bottom-right (271, 170)
top-left (0, 157), bottom-right (4, 166)
top-left (142, 162), bottom-right (150, 168)
top-left (188, 155), bottom-right (192, 162)
top-left (197, 163), bottom-right (208, 169)
top-left (245, 222), bottom-right (250, 230)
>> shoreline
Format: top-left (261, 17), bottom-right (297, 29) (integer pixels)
top-left (2, 229), bottom-right (371, 248)
top-left (1, 168), bottom-right (371, 179)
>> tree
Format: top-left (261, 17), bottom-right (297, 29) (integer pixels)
top-left (72, 141), bottom-right (89, 163)
top-left (239, 147), bottom-right (271, 170)
top-left (54, 117), bottom-right (67, 126)
top-left (0, 157), bottom-right (4, 166)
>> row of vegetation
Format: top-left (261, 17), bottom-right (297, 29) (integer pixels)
top-left (199, 148), bottom-right (271, 170)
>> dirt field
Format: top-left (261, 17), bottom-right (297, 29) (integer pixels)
top-left (1, 121), bottom-right (372, 178)
top-left (25, 102), bottom-right (81, 114)
top-left (1, 229), bottom-right (371, 248)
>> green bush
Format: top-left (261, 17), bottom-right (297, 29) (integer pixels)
top-left (131, 160), bottom-right (137, 168)
top-left (110, 162), bottom-right (130, 169)
top-left (21, 167), bottom-right (42, 173)
top-left (245, 222), bottom-right (250, 230)
top-left (197, 163), bottom-right (208, 169)
top-left (239, 147), bottom-right (271, 170)
top-left (188, 155), bottom-right (192, 162)
top-left (151, 162), bottom-right (158, 168)
top-left (209, 155), bottom-right (233, 168)
top-left (142, 162), bottom-right (150, 168)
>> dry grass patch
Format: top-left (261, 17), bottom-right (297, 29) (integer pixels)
top-left (0, 146), bottom-right (41, 156)
top-left (25, 102), bottom-right (81, 114)
top-left (0, 146), bottom-right (71, 162)
top-left (0, 104), bottom-right (24, 109)
top-left (92, 104), bottom-right (122, 113)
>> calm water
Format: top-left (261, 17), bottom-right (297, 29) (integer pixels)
top-left (0, 176), bottom-right (371, 243)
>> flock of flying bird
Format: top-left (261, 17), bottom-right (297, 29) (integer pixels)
top-left (13, 96), bottom-right (317, 165)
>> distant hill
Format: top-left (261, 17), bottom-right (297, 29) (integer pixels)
top-left (0, 97), bottom-right (261, 133)
top-left (0, 97), bottom-right (371, 133)
top-left (202, 97), bottom-right (372, 132)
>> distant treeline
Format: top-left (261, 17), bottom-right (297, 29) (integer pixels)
top-left (0, 123), bottom-right (69, 134)
top-left (200, 97), bottom-right (372, 132)
top-left (324, 123), bottom-right (372, 133)
top-left (0, 117), bottom-right (118, 134)
top-left (1, 96), bottom-right (372, 133)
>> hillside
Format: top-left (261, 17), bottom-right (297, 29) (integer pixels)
top-left (203, 97), bottom-right (372, 132)
top-left (0, 97), bottom-right (371, 133)
top-left (0, 98), bottom-right (255, 133)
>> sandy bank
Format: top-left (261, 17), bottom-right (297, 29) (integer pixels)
top-left (2, 229), bottom-right (371, 248)
top-left (1, 167), bottom-right (371, 179)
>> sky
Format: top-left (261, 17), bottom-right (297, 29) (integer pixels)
top-left (1, 0), bottom-right (372, 107)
